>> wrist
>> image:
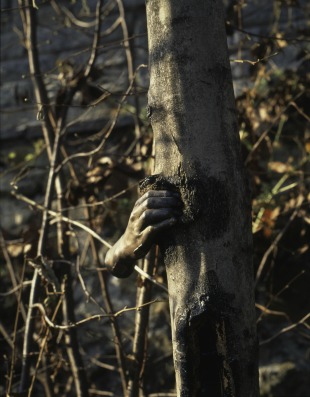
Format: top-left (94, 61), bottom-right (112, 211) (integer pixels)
top-left (105, 235), bottom-right (135, 278)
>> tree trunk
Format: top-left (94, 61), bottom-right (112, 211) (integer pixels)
top-left (145, 1), bottom-right (259, 396)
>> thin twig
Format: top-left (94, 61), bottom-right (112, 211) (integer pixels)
top-left (75, 253), bottom-right (108, 313)
top-left (289, 101), bottom-right (310, 122)
top-left (18, 0), bottom-right (56, 161)
top-left (245, 91), bottom-right (304, 164)
top-left (84, 0), bottom-right (104, 78)
top-left (128, 248), bottom-right (156, 396)
top-left (28, 294), bottom-right (64, 396)
top-left (51, 1), bottom-right (96, 28)
top-left (62, 266), bottom-right (90, 397)
top-left (55, 177), bottom-right (90, 396)
top-left (0, 281), bottom-right (32, 297)
top-left (230, 52), bottom-right (279, 65)
top-left (87, 226), bottom-right (128, 395)
top-left (62, 183), bottom-right (139, 211)
top-left (32, 299), bottom-right (162, 330)
top-left (255, 207), bottom-right (299, 284)
top-left (56, 64), bottom-right (147, 170)
top-left (88, 390), bottom-right (114, 396)
top-left (13, 191), bottom-right (112, 249)
top-left (90, 358), bottom-right (117, 372)
top-left (255, 304), bottom-right (290, 322)
top-left (19, 119), bottom-right (63, 393)
top-left (7, 261), bottom-right (27, 395)
top-left (260, 313), bottom-right (310, 345)
top-left (256, 270), bottom-right (305, 324)
top-left (0, 322), bottom-right (14, 350)
top-left (0, 231), bottom-right (27, 320)
top-left (18, 1), bottom-right (59, 390)
top-left (115, 0), bottom-right (142, 147)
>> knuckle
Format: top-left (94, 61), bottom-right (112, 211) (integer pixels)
top-left (146, 225), bottom-right (155, 234)
top-left (142, 191), bottom-right (152, 200)
top-left (140, 210), bottom-right (148, 221)
top-left (130, 210), bottom-right (138, 221)
top-left (134, 198), bottom-right (142, 208)
top-left (145, 198), bottom-right (152, 209)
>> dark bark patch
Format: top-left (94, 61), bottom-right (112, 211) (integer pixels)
top-left (181, 175), bottom-right (230, 239)
top-left (174, 306), bottom-right (222, 396)
top-left (206, 270), bottom-right (236, 315)
top-left (189, 312), bottom-right (223, 395)
top-left (172, 16), bottom-right (191, 26)
top-left (139, 174), bottom-right (178, 194)
top-left (174, 297), bottom-right (239, 395)
top-left (149, 37), bottom-right (194, 72)
top-left (139, 172), bottom-right (230, 239)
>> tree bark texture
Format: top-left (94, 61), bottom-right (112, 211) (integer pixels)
top-left (145, 1), bottom-right (259, 396)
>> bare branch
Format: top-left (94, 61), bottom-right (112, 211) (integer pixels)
top-left (260, 313), bottom-right (310, 346)
top-left (128, 248), bottom-right (156, 395)
top-left (84, 0), bottom-right (104, 78)
top-left (13, 191), bottom-right (112, 249)
top-left (0, 281), bottom-right (32, 297)
top-left (230, 52), bottom-right (279, 66)
top-left (56, 64), bottom-right (147, 170)
top-left (32, 299), bottom-right (162, 330)
top-left (0, 231), bottom-right (27, 320)
top-left (255, 208), bottom-right (299, 284)
top-left (7, 261), bottom-right (27, 395)
top-left (86, 222), bottom-right (128, 394)
top-left (28, 295), bottom-right (64, 396)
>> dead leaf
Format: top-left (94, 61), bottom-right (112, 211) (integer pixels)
top-left (268, 161), bottom-right (293, 173)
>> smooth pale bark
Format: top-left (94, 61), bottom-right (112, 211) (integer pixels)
top-left (145, 1), bottom-right (259, 396)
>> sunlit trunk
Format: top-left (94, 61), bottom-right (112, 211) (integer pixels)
top-left (146, 1), bottom-right (259, 395)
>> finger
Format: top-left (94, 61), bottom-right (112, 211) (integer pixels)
top-left (139, 208), bottom-right (182, 227)
top-left (140, 197), bottom-right (183, 211)
top-left (142, 197), bottom-right (182, 210)
top-left (132, 194), bottom-right (182, 220)
top-left (136, 190), bottom-right (180, 207)
top-left (142, 217), bottom-right (177, 242)
top-left (134, 217), bottom-right (178, 259)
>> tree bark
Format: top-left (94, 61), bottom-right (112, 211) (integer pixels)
top-left (145, 1), bottom-right (259, 396)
